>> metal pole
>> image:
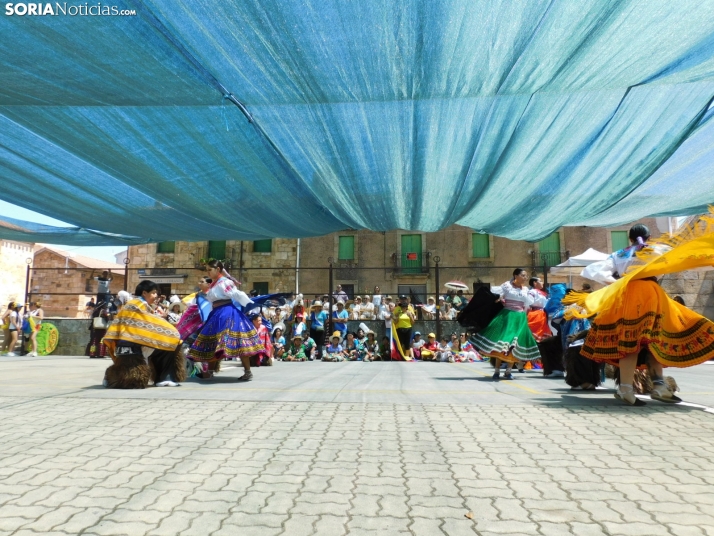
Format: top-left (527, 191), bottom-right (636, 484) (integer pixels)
top-left (434, 256), bottom-right (441, 343)
top-left (295, 238), bottom-right (301, 294)
top-left (327, 257), bottom-right (334, 337)
top-left (123, 257), bottom-right (130, 291)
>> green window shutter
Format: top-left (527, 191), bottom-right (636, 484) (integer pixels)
top-left (338, 236), bottom-right (355, 260)
top-left (253, 282), bottom-right (269, 295)
top-left (611, 231), bottom-right (629, 252)
top-left (536, 232), bottom-right (561, 266)
top-left (537, 232), bottom-right (561, 253)
top-left (253, 239), bottom-right (272, 253)
top-left (156, 241), bottom-right (175, 254)
top-left (471, 234), bottom-right (490, 258)
top-left (207, 240), bottom-right (226, 260)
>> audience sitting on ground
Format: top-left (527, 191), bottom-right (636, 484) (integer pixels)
top-left (379, 336), bottom-right (391, 359)
top-left (272, 325), bottom-right (286, 359)
top-left (324, 332), bottom-right (345, 362)
top-left (411, 332), bottom-right (426, 359)
top-left (284, 335), bottom-right (308, 361)
top-left (364, 331), bottom-right (380, 360)
top-left (436, 336), bottom-right (453, 362)
top-left (301, 331), bottom-right (316, 360)
top-left (421, 333), bottom-right (438, 360)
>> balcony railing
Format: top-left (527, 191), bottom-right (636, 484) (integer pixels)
top-left (397, 252), bottom-right (429, 274)
top-left (532, 250), bottom-right (569, 268)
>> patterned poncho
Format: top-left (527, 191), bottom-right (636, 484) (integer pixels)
top-left (103, 298), bottom-right (181, 361)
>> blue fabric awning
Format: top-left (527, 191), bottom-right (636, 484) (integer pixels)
top-left (2, 0), bottom-right (714, 244)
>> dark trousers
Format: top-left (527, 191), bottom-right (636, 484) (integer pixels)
top-left (310, 328), bottom-right (325, 358)
top-left (396, 328), bottom-right (412, 355)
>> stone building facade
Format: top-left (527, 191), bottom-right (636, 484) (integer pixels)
top-left (126, 216), bottom-right (714, 319)
top-left (125, 239), bottom-right (298, 298)
top-left (30, 246), bottom-right (125, 318)
top-left (0, 240), bottom-right (34, 315)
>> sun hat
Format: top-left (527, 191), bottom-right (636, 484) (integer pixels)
top-left (311, 300), bottom-right (323, 309)
top-left (272, 322), bottom-right (285, 335)
top-left (414, 331), bottom-right (421, 336)
top-left (331, 331), bottom-right (342, 341)
top-left (292, 334), bottom-right (302, 341)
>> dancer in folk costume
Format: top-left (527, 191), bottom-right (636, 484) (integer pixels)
top-left (527, 277), bottom-right (550, 341)
top-left (568, 219), bottom-right (714, 405)
top-left (189, 260), bottom-right (263, 382)
top-left (471, 268), bottom-right (541, 380)
top-left (102, 281), bottom-right (184, 388)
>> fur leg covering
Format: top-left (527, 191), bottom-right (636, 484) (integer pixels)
top-left (105, 354), bottom-right (151, 389)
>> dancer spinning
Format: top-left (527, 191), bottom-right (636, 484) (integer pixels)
top-left (189, 260), bottom-right (263, 381)
top-left (570, 221), bottom-right (714, 405)
top-left (472, 268), bottom-right (541, 380)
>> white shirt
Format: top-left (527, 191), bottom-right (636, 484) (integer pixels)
top-left (497, 281), bottom-right (533, 312)
top-left (528, 289), bottom-right (548, 310)
top-left (205, 277), bottom-right (252, 306)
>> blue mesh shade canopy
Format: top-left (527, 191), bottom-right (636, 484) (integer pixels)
top-left (2, 0), bottom-right (714, 244)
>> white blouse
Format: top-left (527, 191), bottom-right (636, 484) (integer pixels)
top-left (497, 281), bottom-right (534, 312)
top-left (528, 289), bottom-right (548, 310)
top-left (205, 277), bottom-right (252, 307)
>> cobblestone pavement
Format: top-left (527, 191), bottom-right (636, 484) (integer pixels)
top-left (1, 357), bottom-right (714, 535)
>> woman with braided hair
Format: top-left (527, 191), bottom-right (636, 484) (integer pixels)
top-left (189, 260), bottom-right (263, 382)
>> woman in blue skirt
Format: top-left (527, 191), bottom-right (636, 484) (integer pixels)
top-left (189, 260), bottom-right (263, 381)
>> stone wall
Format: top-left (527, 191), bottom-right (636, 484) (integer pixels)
top-left (127, 240), bottom-right (298, 297)
top-left (44, 317), bottom-right (92, 356)
top-left (0, 241), bottom-right (33, 315)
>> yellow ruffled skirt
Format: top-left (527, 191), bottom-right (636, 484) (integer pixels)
top-left (582, 280), bottom-right (714, 367)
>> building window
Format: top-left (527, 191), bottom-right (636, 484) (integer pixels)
top-left (253, 282), bottom-right (269, 295)
top-left (536, 231), bottom-right (561, 267)
top-left (156, 241), bottom-right (175, 254)
top-left (208, 240), bottom-right (226, 260)
top-left (611, 231), bottom-right (629, 252)
top-left (253, 239), bottom-right (272, 253)
top-left (338, 236), bottom-right (355, 260)
top-left (471, 233), bottom-right (490, 258)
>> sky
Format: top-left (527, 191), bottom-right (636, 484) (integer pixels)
top-left (0, 200), bottom-right (127, 263)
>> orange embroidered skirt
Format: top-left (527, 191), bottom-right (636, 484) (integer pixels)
top-left (581, 280), bottom-right (714, 367)
top-left (527, 309), bottom-right (551, 341)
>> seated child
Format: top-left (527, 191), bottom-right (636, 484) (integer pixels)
top-left (272, 327), bottom-right (286, 359)
top-left (301, 331), bottom-right (316, 361)
top-left (364, 331), bottom-right (380, 361)
top-left (323, 331), bottom-right (345, 362)
top-left (379, 336), bottom-right (391, 361)
top-left (411, 332), bottom-right (426, 360)
top-left (284, 334), bottom-right (308, 361)
top-left (421, 333), bottom-right (438, 361)
top-left (436, 336), bottom-right (453, 362)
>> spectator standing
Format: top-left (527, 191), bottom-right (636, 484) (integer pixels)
top-left (332, 301), bottom-right (349, 339)
top-left (393, 295), bottom-right (416, 358)
top-left (94, 270), bottom-right (113, 304)
top-left (333, 285), bottom-right (348, 303)
top-left (309, 301), bottom-right (328, 358)
top-left (1, 302), bottom-right (20, 356)
top-left (292, 312), bottom-right (306, 339)
top-left (361, 295), bottom-right (375, 320)
top-left (24, 301), bottom-right (44, 357)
